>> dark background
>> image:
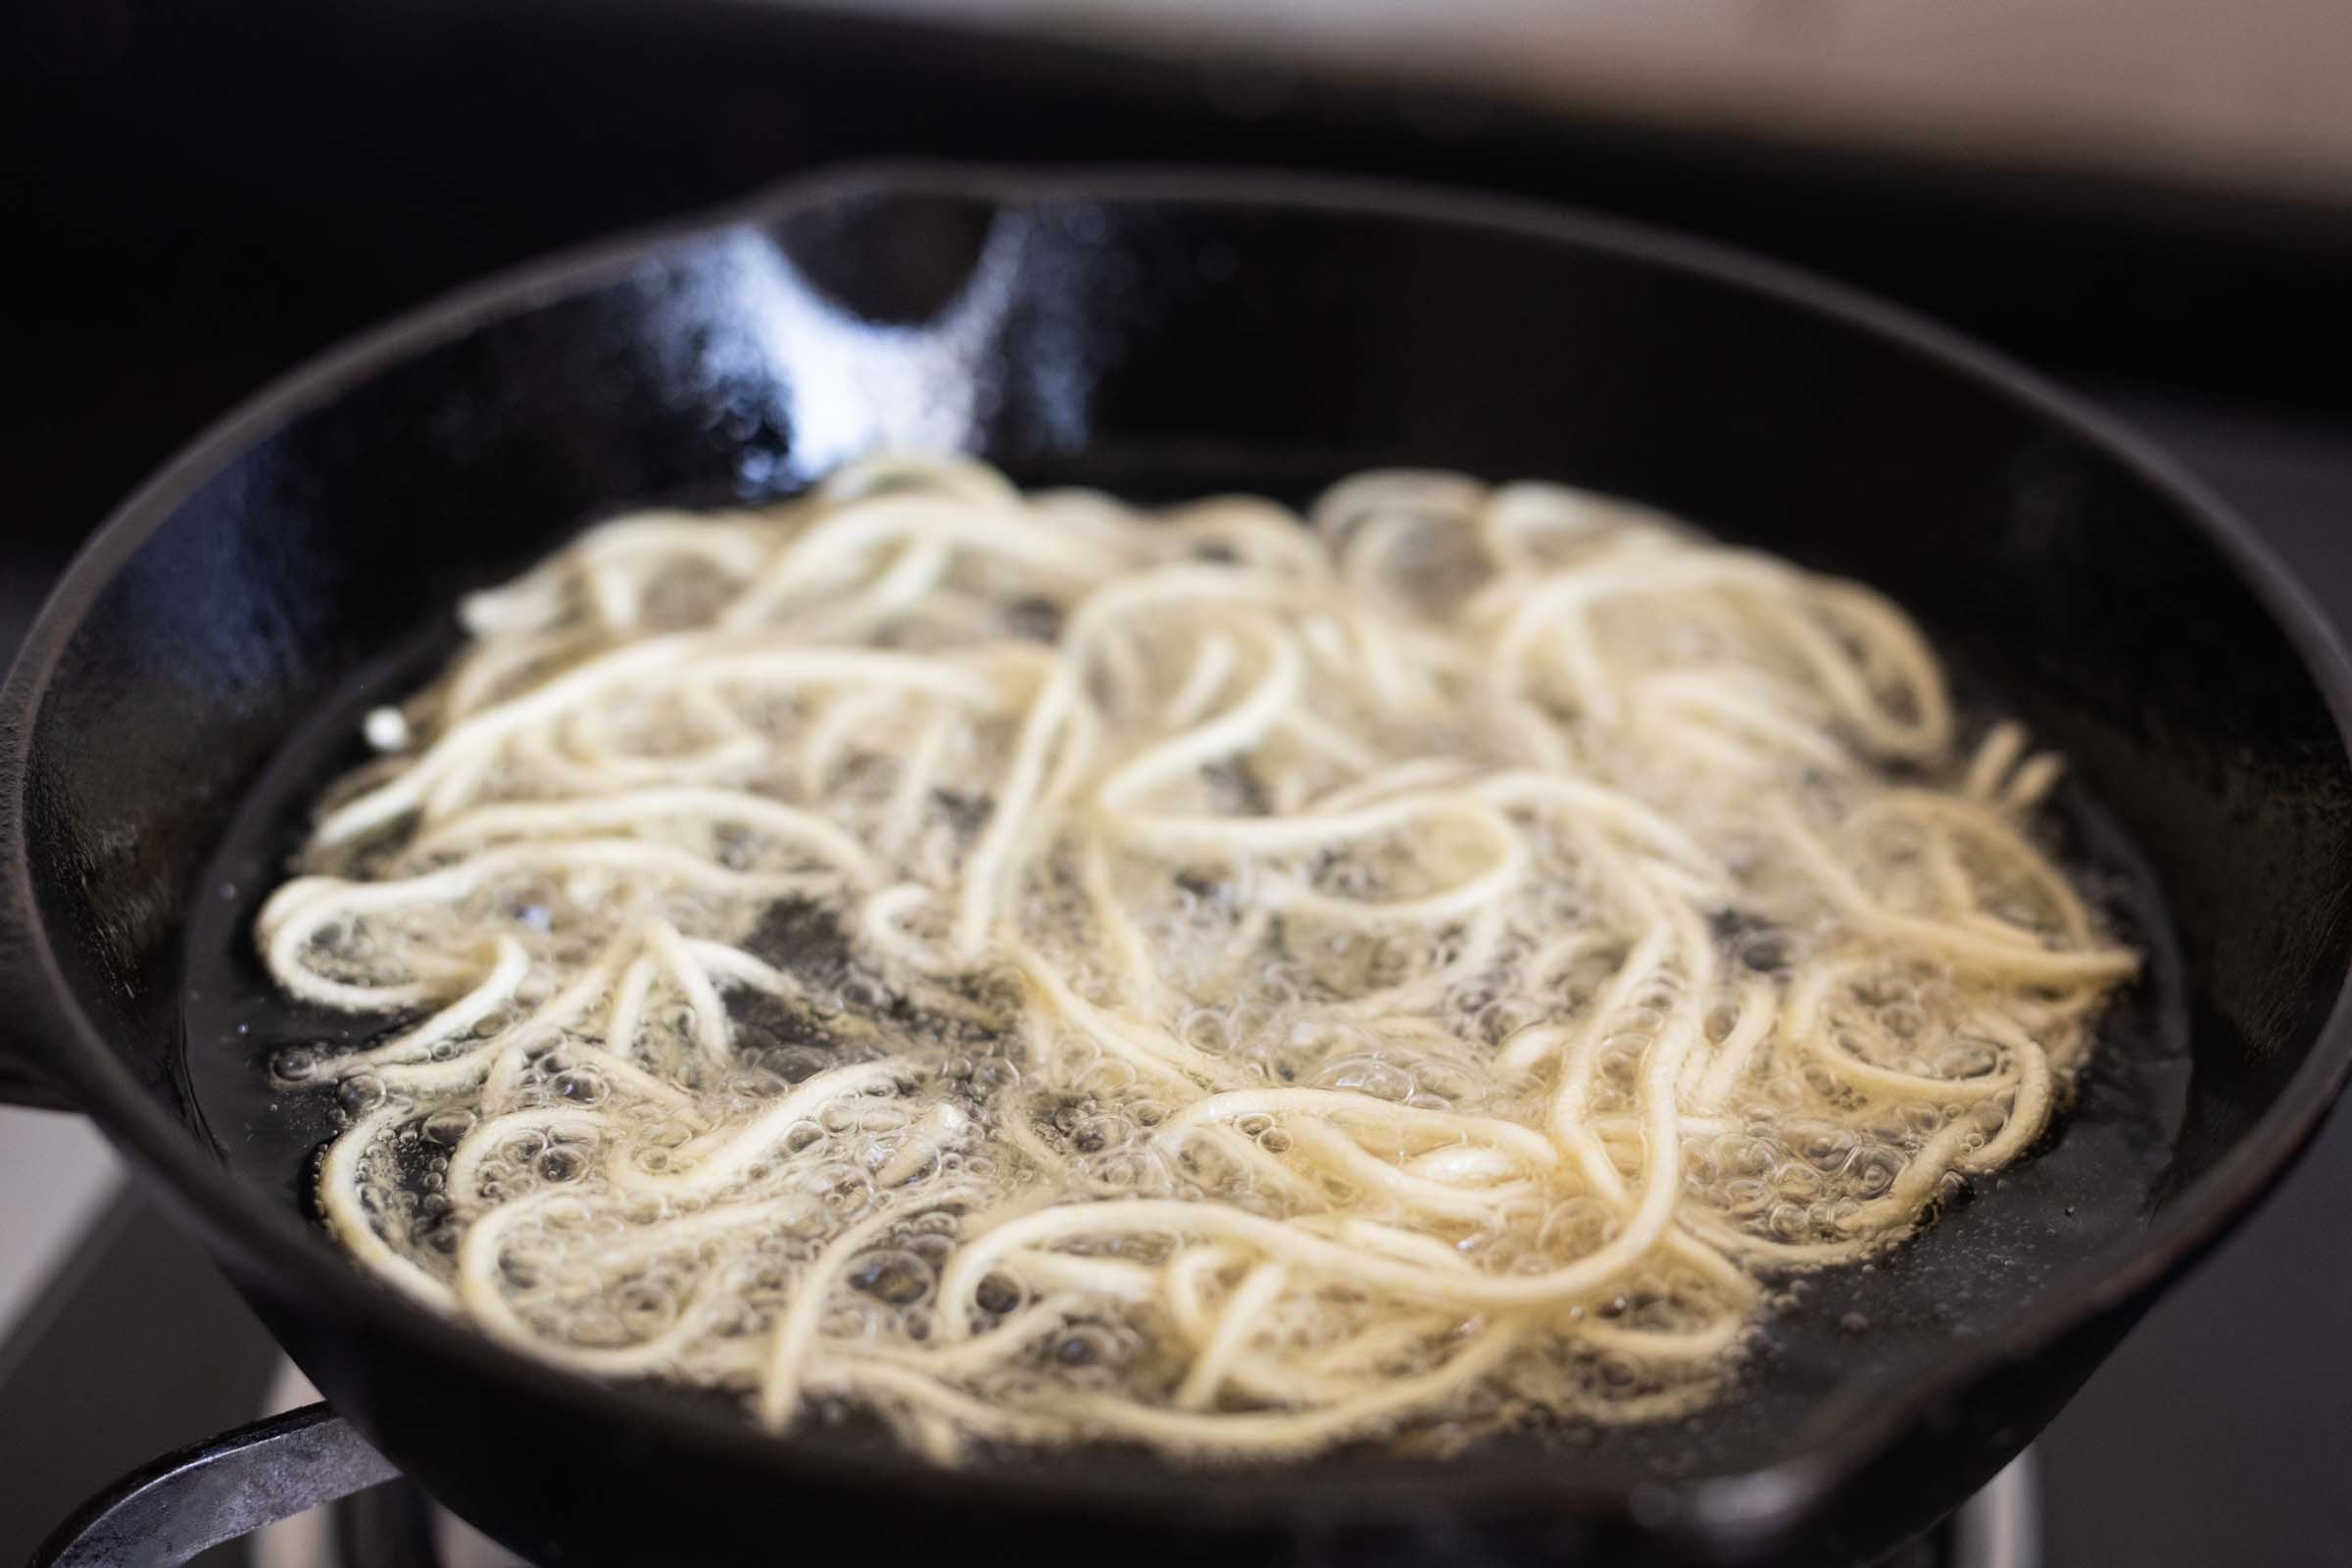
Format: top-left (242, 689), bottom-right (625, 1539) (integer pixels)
top-left (6, 3), bottom-right (2352, 1563)
top-left (10, 0), bottom-right (2352, 588)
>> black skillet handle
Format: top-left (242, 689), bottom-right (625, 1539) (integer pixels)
top-left (0, 926), bottom-right (76, 1110)
top-left (0, 1050), bottom-right (74, 1111)
top-left (0, 664), bottom-right (80, 1111)
top-left (27, 1403), bottom-right (402, 1568)
top-left (0, 896), bottom-right (78, 1110)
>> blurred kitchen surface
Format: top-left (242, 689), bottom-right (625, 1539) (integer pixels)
top-left (6, 2), bottom-right (2352, 1563)
top-left (832, 0), bottom-right (2352, 200)
top-left (0, 1116), bottom-right (118, 1339)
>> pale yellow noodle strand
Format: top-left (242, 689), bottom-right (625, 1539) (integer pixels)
top-left (260, 454), bottom-right (2133, 1465)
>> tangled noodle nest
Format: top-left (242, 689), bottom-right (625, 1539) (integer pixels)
top-left (258, 454), bottom-right (2136, 1463)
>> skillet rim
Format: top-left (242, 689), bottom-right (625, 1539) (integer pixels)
top-left (7, 159), bottom-right (2352, 1547)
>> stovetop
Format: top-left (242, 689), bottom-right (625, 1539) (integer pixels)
top-left (6, 8), bottom-right (2352, 1563)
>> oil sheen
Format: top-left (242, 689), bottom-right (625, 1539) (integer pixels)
top-left (181, 454), bottom-right (2177, 1471)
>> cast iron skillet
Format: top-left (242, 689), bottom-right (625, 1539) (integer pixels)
top-left (6, 165), bottom-right (2352, 1567)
